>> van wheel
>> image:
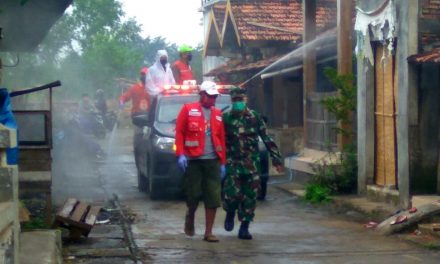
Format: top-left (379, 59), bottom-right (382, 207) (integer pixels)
top-left (149, 179), bottom-right (161, 200)
top-left (137, 171), bottom-right (149, 192)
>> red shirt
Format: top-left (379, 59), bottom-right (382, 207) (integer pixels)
top-left (119, 82), bottom-right (150, 114)
top-left (175, 102), bottom-right (226, 164)
top-left (173, 60), bottom-right (194, 84)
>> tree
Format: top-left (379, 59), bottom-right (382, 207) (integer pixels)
top-left (1, 0), bottom-right (204, 100)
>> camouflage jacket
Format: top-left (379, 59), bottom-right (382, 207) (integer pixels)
top-left (223, 108), bottom-right (282, 174)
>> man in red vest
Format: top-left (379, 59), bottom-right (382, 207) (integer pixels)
top-left (175, 81), bottom-right (226, 242)
top-left (172, 44), bottom-right (194, 84)
top-left (119, 67), bottom-right (151, 121)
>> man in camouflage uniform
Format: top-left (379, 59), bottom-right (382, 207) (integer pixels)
top-left (222, 87), bottom-right (283, 240)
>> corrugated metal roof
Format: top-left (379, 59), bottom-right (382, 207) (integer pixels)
top-left (408, 47), bottom-right (440, 64)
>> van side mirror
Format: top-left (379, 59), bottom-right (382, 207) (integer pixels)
top-left (132, 111), bottom-right (150, 127)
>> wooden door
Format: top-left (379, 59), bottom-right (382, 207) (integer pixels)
top-left (374, 44), bottom-right (397, 187)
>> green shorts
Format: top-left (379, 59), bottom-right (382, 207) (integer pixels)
top-left (183, 159), bottom-right (221, 209)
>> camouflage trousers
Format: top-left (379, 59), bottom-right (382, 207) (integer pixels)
top-left (222, 172), bottom-right (260, 222)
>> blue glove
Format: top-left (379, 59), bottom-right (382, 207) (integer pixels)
top-left (177, 155), bottom-right (188, 172)
top-left (220, 165), bottom-right (226, 180)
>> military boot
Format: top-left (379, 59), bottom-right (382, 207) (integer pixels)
top-left (224, 211), bottom-right (235, 231)
top-left (238, 221), bottom-right (253, 240)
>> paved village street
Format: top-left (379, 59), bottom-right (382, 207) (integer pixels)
top-left (52, 127), bottom-right (440, 263)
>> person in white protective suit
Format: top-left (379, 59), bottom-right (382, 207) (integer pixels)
top-left (145, 49), bottom-right (176, 96)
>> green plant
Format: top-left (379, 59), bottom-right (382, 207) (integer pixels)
top-left (308, 67), bottom-right (357, 195)
top-left (22, 216), bottom-right (50, 230)
top-left (304, 184), bottom-right (332, 204)
top-left (422, 243), bottom-right (440, 250)
top-left (321, 67), bottom-right (356, 138)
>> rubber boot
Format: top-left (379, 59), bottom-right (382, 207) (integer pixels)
top-left (224, 211), bottom-right (235, 231)
top-left (204, 208), bottom-right (219, 242)
top-left (257, 176), bottom-right (268, 201)
top-left (238, 221), bottom-right (253, 240)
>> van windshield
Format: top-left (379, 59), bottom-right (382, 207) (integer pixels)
top-left (157, 94), bottom-right (231, 123)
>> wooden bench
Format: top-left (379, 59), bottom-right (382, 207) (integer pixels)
top-left (52, 198), bottom-right (101, 240)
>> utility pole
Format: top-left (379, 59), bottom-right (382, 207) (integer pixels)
top-left (337, 0), bottom-right (353, 150)
top-left (302, 0), bottom-right (317, 149)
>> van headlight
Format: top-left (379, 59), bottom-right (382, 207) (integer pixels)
top-left (153, 135), bottom-right (175, 151)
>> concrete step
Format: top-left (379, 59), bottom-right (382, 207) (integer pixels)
top-left (284, 148), bottom-right (340, 173)
top-left (20, 230), bottom-right (62, 264)
top-left (418, 223), bottom-right (440, 238)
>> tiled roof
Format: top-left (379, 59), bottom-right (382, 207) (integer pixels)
top-left (204, 55), bottom-right (283, 76)
top-left (213, 3), bottom-right (227, 30)
top-left (421, 0), bottom-right (440, 47)
top-left (421, 32), bottom-right (440, 47)
top-left (421, 0), bottom-right (440, 19)
top-left (229, 0), bottom-right (336, 42)
top-left (408, 47), bottom-right (440, 64)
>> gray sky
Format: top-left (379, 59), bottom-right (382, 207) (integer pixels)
top-left (121, 0), bottom-right (204, 47)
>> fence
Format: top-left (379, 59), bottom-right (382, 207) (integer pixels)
top-left (306, 91), bottom-right (338, 151)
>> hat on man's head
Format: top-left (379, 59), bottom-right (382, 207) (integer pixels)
top-left (200, 81), bottom-right (219, 96)
top-left (178, 44), bottom-right (193, 53)
top-left (140, 67), bottom-right (148, 74)
top-left (229, 87), bottom-right (246, 99)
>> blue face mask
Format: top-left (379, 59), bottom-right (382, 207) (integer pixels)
top-left (232, 101), bottom-right (246, 111)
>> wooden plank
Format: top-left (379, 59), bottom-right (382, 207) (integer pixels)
top-left (84, 206), bottom-right (101, 226)
top-left (57, 217), bottom-right (92, 230)
top-left (374, 44), bottom-right (397, 187)
top-left (375, 45), bottom-right (386, 186)
top-left (70, 202), bottom-right (89, 222)
top-left (57, 198), bottom-right (77, 218)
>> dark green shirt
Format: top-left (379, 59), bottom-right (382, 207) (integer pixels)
top-left (223, 108), bottom-right (282, 174)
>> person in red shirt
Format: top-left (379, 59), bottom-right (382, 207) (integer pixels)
top-left (119, 67), bottom-right (150, 121)
top-left (175, 81), bottom-right (226, 242)
top-left (172, 44), bottom-right (194, 84)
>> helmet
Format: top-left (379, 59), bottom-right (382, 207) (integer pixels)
top-left (178, 44), bottom-right (193, 53)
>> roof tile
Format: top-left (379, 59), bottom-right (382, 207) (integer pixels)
top-left (229, 0), bottom-right (337, 41)
top-left (408, 47), bottom-right (440, 64)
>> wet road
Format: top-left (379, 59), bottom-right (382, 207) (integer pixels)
top-left (130, 189), bottom-right (440, 264)
top-left (53, 127), bottom-right (440, 263)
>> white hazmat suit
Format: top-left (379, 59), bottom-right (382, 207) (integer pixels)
top-left (146, 50), bottom-right (176, 96)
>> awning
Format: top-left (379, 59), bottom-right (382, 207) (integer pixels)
top-left (0, 0), bottom-right (72, 52)
top-left (204, 56), bottom-right (282, 76)
top-left (408, 47), bottom-right (440, 64)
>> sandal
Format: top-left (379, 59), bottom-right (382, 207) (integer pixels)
top-left (203, 234), bottom-right (219, 242)
top-left (184, 213), bottom-right (195, 236)
top-left (390, 215), bottom-right (408, 225)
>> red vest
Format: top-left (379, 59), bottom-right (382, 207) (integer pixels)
top-left (175, 102), bottom-right (226, 164)
top-left (173, 60), bottom-right (194, 84)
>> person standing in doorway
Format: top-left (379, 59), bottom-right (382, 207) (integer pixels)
top-left (175, 81), bottom-right (226, 242)
top-left (222, 87), bottom-right (283, 240)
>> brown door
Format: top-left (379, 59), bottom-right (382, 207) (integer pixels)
top-left (374, 44), bottom-right (398, 187)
